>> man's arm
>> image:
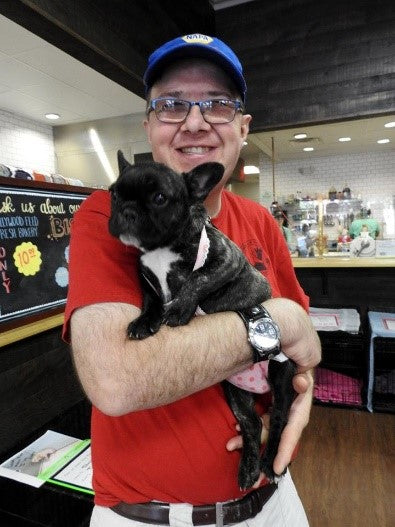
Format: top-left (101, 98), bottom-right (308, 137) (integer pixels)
top-left (70, 297), bottom-right (320, 416)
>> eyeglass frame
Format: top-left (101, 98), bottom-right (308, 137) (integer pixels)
top-left (146, 97), bottom-right (245, 124)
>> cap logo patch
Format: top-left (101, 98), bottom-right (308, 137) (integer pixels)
top-left (182, 34), bottom-right (213, 45)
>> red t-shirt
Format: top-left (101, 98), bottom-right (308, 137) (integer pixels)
top-left (63, 189), bottom-right (308, 507)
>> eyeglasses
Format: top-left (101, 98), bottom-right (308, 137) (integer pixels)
top-left (146, 98), bottom-right (244, 124)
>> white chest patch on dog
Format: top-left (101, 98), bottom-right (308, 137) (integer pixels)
top-left (119, 234), bottom-right (142, 249)
top-left (141, 248), bottom-right (181, 303)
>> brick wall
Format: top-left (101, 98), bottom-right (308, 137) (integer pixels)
top-left (0, 109), bottom-right (55, 174)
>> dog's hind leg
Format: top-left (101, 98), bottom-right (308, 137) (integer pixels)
top-left (222, 381), bottom-right (262, 490)
top-left (260, 359), bottom-right (296, 481)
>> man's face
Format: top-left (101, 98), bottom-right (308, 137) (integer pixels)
top-left (143, 60), bottom-right (251, 187)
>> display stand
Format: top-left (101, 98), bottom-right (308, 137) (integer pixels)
top-left (310, 307), bottom-right (365, 408)
top-left (367, 311), bottom-right (395, 413)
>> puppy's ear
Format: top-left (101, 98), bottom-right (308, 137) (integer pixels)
top-left (183, 162), bottom-right (224, 202)
top-left (117, 150), bottom-right (130, 173)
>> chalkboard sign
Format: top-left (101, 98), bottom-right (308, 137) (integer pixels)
top-left (0, 185), bottom-right (88, 325)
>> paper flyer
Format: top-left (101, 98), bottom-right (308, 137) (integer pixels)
top-left (0, 430), bottom-right (92, 493)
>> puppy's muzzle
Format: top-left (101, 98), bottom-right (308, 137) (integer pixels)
top-left (121, 206), bottom-right (137, 223)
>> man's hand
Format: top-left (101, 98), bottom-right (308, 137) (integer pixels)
top-left (272, 369), bottom-right (314, 474)
top-left (226, 369), bottom-right (314, 482)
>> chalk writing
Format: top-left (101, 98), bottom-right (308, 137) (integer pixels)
top-left (21, 202), bottom-right (36, 213)
top-left (40, 199), bottom-right (66, 215)
top-left (0, 196), bottom-right (16, 214)
top-left (0, 246), bottom-right (11, 293)
top-left (49, 216), bottom-right (72, 239)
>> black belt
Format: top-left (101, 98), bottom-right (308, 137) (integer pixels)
top-left (111, 483), bottom-right (278, 525)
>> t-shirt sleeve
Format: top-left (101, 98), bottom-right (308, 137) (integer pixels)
top-left (62, 191), bottom-right (142, 342)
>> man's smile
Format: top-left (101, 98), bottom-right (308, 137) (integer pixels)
top-left (179, 146), bottom-right (213, 154)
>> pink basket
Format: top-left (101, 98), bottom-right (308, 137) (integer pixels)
top-left (314, 367), bottom-right (363, 406)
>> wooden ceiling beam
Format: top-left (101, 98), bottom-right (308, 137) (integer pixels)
top-left (0, 0), bottom-right (215, 99)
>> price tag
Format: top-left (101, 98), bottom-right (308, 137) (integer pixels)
top-left (13, 242), bottom-right (42, 276)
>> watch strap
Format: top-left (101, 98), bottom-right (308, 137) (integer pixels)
top-left (237, 304), bottom-right (281, 362)
top-left (237, 304), bottom-right (271, 324)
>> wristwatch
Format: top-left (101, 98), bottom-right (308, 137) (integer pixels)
top-left (237, 305), bottom-right (281, 362)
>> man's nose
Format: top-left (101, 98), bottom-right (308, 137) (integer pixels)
top-left (180, 104), bottom-right (211, 133)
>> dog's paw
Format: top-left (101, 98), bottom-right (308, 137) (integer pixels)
top-left (238, 457), bottom-right (261, 491)
top-left (260, 457), bottom-right (286, 483)
top-left (163, 301), bottom-right (196, 327)
top-left (127, 317), bottom-right (161, 340)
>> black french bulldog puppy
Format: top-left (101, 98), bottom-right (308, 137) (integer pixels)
top-left (109, 150), bottom-right (296, 489)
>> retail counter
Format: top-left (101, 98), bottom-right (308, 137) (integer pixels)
top-left (292, 256), bottom-right (395, 268)
top-left (293, 255), bottom-right (395, 320)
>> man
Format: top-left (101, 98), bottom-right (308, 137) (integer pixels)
top-left (64, 34), bottom-right (321, 526)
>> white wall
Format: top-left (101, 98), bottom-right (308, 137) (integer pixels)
top-left (53, 113), bottom-right (151, 188)
top-left (0, 109), bottom-right (55, 173)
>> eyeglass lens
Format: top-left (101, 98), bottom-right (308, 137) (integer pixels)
top-left (151, 99), bottom-right (241, 124)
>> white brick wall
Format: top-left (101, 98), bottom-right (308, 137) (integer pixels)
top-left (0, 109), bottom-right (55, 173)
top-left (259, 150), bottom-right (395, 236)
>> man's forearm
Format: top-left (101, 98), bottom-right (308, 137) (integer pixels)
top-left (71, 302), bottom-right (252, 415)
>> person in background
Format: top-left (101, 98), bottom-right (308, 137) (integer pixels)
top-left (273, 209), bottom-right (293, 245)
top-left (64, 33), bottom-right (321, 527)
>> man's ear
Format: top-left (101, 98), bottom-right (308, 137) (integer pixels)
top-left (117, 150), bottom-right (130, 173)
top-left (143, 118), bottom-right (153, 146)
top-left (240, 114), bottom-right (252, 148)
top-left (183, 162), bottom-right (224, 202)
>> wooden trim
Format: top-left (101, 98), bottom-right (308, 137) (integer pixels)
top-left (0, 176), bottom-right (95, 194)
top-left (292, 256), bottom-right (395, 268)
top-left (0, 312), bottom-right (64, 347)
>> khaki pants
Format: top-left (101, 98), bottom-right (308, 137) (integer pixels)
top-left (90, 471), bottom-right (309, 527)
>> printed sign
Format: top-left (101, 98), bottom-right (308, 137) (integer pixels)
top-left (0, 186), bottom-right (87, 324)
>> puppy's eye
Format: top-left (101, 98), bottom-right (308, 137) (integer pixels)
top-left (152, 192), bottom-right (167, 206)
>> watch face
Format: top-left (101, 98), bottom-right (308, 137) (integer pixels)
top-left (249, 319), bottom-right (279, 351)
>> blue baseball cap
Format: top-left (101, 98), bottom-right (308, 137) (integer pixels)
top-left (143, 34), bottom-right (247, 103)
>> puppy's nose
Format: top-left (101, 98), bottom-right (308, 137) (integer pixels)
top-left (122, 207), bottom-right (137, 222)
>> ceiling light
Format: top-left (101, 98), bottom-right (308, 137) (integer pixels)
top-left (338, 137), bottom-right (351, 142)
top-left (377, 138), bottom-right (390, 144)
top-left (244, 165), bottom-right (260, 174)
top-left (294, 133), bottom-right (307, 139)
top-left (303, 147), bottom-right (314, 152)
top-left (384, 121), bottom-right (395, 128)
top-left (45, 113), bottom-right (60, 120)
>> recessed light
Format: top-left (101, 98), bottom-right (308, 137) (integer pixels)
top-left (294, 133), bottom-right (307, 139)
top-left (384, 121), bottom-right (395, 128)
top-left (377, 138), bottom-right (390, 144)
top-left (45, 113), bottom-right (60, 120)
top-left (338, 137), bottom-right (351, 142)
top-left (244, 165), bottom-right (260, 174)
top-left (303, 147), bottom-right (314, 152)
